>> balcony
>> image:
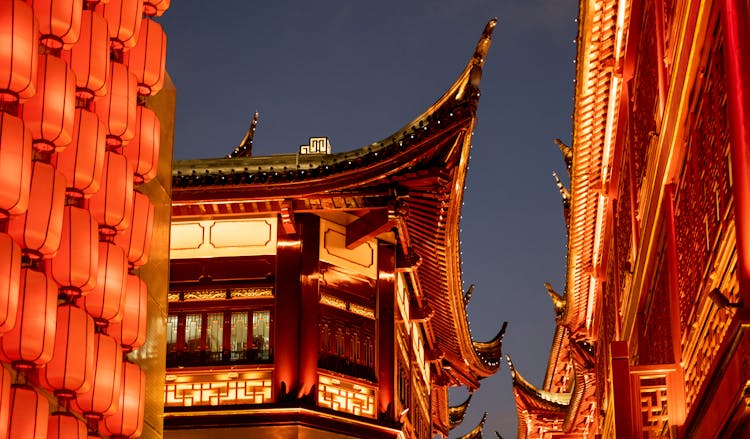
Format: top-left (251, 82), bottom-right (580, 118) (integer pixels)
top-left (166, 349), bottom-right (273, 368)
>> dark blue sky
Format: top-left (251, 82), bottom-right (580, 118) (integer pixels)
top-left (160, 1), bottom-right (577, 436)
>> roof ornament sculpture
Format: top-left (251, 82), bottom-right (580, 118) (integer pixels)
top-left (553, 138), bottom-right (573, 172)
top-left (495, 432), bottom-right (504, 439)
top-left (227, 110), bottom-right (259, 158)
top-left (552, 172), bottom-right (570, 205)
top-left (463, 283), bottom-right (475, 306)
top-left (466, 18), bottom-right (497, 93)
top-left (544, 282), bottom-right (566, 320)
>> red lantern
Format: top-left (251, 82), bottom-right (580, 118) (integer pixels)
top-left (127, 18), bottom-right (166, 96)
top-left (7, 161), bottom-right (66, 259)
top-left (69, 10), bottom-right (110, 99)
top-left (53, 109), bottom-right (106, 198)
top-left (107, 274), bottom-right (146, 351)
top-left (114, 191), bottom-right (153, 267)
top-left (88, 151), bottom-right (134, 234)
top-left (72, 333), bottom-right (123, 419)
top-left (102, 360), bottom-right (144, 438)
top-left (100, 0), bottom-right (143, 49)
top-left (49, 206), bottom-right (99, 296)
top-left (0, 269), bottom-right (57, 368)
top-left (22, 54), bottom-right (76, 151)
top-left (8, 385), bottom-right (49, 439)
top-left (124, 105), bottom-right (159, 184)
top-left (95, 61), bottom-right (136, 147)
top-left (38, 304), bottom-right (95, 399)
top-left (82, 242), bottom-right (127, 324)
top-left (48, 412), bottom-right (88, 439)
top-left (0, 366), bottom-right (10, 438)
top-left (0, 0), bottom-right (38, 102)
top-left (32, 0), bottom-right (84, 50)
top-left (0, 112), bottom-right (33, 217)
top-left (143, 0), bottom-right (169, 17)
top-left (0, 233), bottom-right (21, 335)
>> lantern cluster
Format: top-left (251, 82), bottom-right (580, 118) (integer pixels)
top-left (0, 0), bottom-right (167, 436)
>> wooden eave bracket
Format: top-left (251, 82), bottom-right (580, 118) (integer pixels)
top-left (280, 200), bottom-right (296, 235)
top-left (345, 209), bottom-right (394, 249)
top-left (396, 246), bottom-right (422, 272)
top-left (409, 299), bottom-right (434, 323)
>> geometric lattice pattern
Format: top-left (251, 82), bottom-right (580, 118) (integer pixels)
top-left (637, 375), bottom-right (670, 438)
top-left (164, 370), bottom-right (272, 407)
top-left (317, 373), bottom-right (376, 418)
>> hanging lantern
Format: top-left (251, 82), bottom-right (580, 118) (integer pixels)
top-left (107, 274), bottom-right (146, 351)
top-left (0, 0), bottom-right (38, 102)
top-left (7, 161), bottom-right (65, 259)
top-left (71, 333), bottom-right (123, 420)
top-left (100, 0), bottom-right (143, 50)
top-left (38, 304), bottom-right (95, 400)
top-left (8, 385), bottom-right (49, 439)
top-left (82, 242), bottom-right (127, 324)
top-left (69, 10), bottom-right (110, 99)
top-left (95, 61), bottom-right (136, 147)
top-left (127, 18), bottom-right (166, 96)
top-left (114, 191), bottom-right (153, 267)
top-left (0, 233), bottom-right (21, 335)
top-left (49, 206), bottom-right (99, 296)
top-left (102, 360), bottom-right (144, 438)
top-left (88, 151), bottom-right (134, 234)
top-left (0, 365), bottom-right (10, 438)
top-left (22, 54), bottom-right (76, 152)
top-left (0, 269), bottom-right (57, 368)
top-left (48, 412), bottom-right (87, 439)
top-left (123, 106), bottom-right (159, 184)
top-left (143, 0), bottom-right (170, 17)
top-left (32, 0), bottom-right (84, 50)
top-left (53, 109), bottom-right (106, 198)
top-left (0, 112), bottom-right (32, 217)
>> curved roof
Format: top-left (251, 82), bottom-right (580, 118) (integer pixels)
top-left (448, 394), bottom-right (472, 429)
top-left (455, 412), bottom-right (487, 439)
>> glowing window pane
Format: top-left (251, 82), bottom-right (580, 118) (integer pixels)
top-left (230, 312), bottom-right (248, 360)
top-left (185, 313), bottom-right (202, 352)
top-left (207, 312), bottom-right (223, 353)
top-left (166, 315), bottom-right (178, 351)
top-left (252, 311), bottom-right (270, 360)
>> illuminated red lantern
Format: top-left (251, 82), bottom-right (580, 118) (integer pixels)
top-left (0, 233), bottom-right (21, 335)
top-left (48, 412), bottom-right (88, 439)
top-left (95, 62), bottom-right (136, 147)
top-left (69, 10), bottom-right (110, 99)
top-left (7, 161), bottom-right (66, 259)
top-left (49, 206), bottom-right (99, 296)
top-left (101, 0), bottom-right (143, 49)
top-left (143, 0), bottom-right (169, 17)
top-left (54, 109), bottom-right (106, 198)
top-left (124, 106), bottom-right (159, 184)
top-left (0, 0), bottom-right (38, 102)
top-left (107, 274), bottom-right (146, 351)
top-left (38, 304), bottom-right (95, 399)
top-left (102, 360), bottom-right (144, 438)
top-left (0, 112), bottom-right (32, 217)
top-left (114, 191), bottom-right (153, 267)
top-left (32, 0), bottom-right (84, 50)
top-left (0, 269), bottom-right (57, 368)
top-left (8, 385), bottom-right (49, 439)
top-left (88, 151), bottom-right (134, 234)
top-left (83, 242), bottom-right (127, 324)
top-left (22, 54), bottom-right (76, 151)
top-left (0, 365), bottom-right (10, 438)
top-left (72, 333), bottom-right (123, 419)
top-left (127, 18), bottom-right (166, 96)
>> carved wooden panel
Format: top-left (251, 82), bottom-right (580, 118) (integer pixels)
top-left (317, 373), bottom-right (377, 419)
top-left (170, 217), bottom-right (277, 259)
top-left (637, 241), bottom-right (674, 366)
top-left (675, 29), bottom-right (731, 335)
top-left (164, 369), bottom-right (273, 407)
top-left (319, 308), bottom-right (375, 381)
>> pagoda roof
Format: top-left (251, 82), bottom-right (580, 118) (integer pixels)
top-left (455, 412), bottom-right (487, 439)
top-left (448, 394), bottom-right (472, 429)
top-left (170, 20), bottom-right (504, 384)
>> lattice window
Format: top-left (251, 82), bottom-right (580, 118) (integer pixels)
top-left (317, 373), bottom-right (376, 418)
top-left (164, 370), bottom-right (273, 407)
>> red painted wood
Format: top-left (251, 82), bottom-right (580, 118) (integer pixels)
top-left (377, 242), bottom-right (395, 419)
top-left (298, 215), bottom-right (320, 399)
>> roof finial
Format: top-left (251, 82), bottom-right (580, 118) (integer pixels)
top-left (469, 18), bottom-right (498, 88)
top-left (544, 282), bottom-right (566, 319)
top-left (463, 283), bottom-right (475, 306)
top-left (554, 138), bottom-right (573, 171)
top-left (227, 110), bottom-right (259, 158)
top-left (552, 171), bottom-right (570, 203)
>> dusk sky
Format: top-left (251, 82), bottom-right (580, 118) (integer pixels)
top-left (160, 1), bottom-right (577, 436)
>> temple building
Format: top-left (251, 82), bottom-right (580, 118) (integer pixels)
top-left (510, 0), bottom-right (750, 437)
top-left (162, 20), bottom-right (505, 439)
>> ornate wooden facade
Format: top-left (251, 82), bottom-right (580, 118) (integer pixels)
top-left (510, 0), bottom-right (750, 437)
top-left (163, 20), bottom-right (505, 439)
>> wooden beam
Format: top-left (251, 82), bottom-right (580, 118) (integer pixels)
top-left (346, 209), bottom-right (393, 249)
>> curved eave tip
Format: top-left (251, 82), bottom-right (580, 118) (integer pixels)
top-left (473, 18), bottom-right (498, 65)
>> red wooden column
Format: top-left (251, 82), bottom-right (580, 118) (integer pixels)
top-left (610, 341), bottom-right (637, 438)
top-left (376, 242), bottom-right (395, 420)
top-left (721, 0), bottom-right (750, 302)
top-left (298, 215), bottom-right (320, 399)
top-left (274, 217), bottom-right (303, 400)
